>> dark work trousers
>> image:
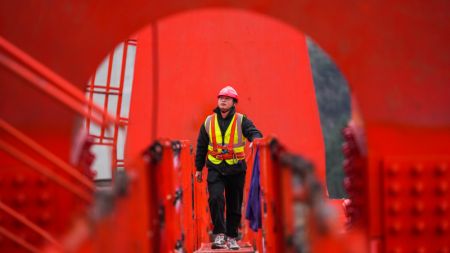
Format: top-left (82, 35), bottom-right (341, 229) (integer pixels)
top-left (207, 169), bottom-right (246, 238)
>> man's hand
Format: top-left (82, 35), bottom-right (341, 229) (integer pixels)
top-left (195, 171), bottom-right (203, 182)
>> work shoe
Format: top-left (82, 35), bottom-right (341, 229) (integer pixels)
top-left (212, 233), bottom-right (227, 249)
top-left (227, 237), bottom-right (240, 250)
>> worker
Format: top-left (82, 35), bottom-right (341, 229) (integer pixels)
top-left (195, 85), bottom-right (262, 250)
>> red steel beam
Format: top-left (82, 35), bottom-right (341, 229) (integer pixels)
top-left (0, 119), bottom-right (95, 190)
top-left (0, 140), bottom-right (93, 203)
top-left (112, 40), bottom-right (130, 171)
top-left (88, 134), bottom-right (114, 141)
top-left (84, 90), bottom-right (121, 96)
top-left (91, 142), bottom-right (114, 146)
top-left (87, 85), bottom-right (121, 91)
top-left (0, 201), bottom-right (62, 248)
top-left (0, 226), bottom-right (40, 253)
top-left (0, 50), bottom-right (106, 127)
top-left (86, 75), bottom-right (96, 132)
top-left (99, 54), bottom-right (114, 142)
top-left (0, 36), bottom-right (121, 127)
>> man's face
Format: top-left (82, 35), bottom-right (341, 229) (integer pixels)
top-left (218, 96), bottom-right (234, 112)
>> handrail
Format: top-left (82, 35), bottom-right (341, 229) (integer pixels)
top-left (0, 36), bottom-right (123, 127)
top-left (0, 201), bottom-right (62, 248)
top-left (0, 226), bottom-right (40, 253)
top-left (0, 140), bottom-right (93, 202)
top-left (0, 51), bottom-right (105, 126)
top-left (0, 119), bottom-right (95, 190)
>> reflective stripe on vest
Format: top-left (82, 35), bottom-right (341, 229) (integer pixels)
top-left (204, 113), bottom-right (245, 165)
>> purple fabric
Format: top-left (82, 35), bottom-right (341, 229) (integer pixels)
top-left (245, 147), bottom-right (262, 231)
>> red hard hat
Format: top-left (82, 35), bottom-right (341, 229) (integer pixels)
top-left (218, 86), bottom-right (239, 101)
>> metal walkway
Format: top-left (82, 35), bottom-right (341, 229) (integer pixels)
top-left (194, 242), bottom-right (254, 253)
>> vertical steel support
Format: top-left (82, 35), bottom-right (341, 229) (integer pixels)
top-left (84, 40), bottom-right (135, 179)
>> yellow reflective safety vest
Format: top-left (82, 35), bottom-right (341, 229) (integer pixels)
top-left (205, 112), bottom-right (246, 165)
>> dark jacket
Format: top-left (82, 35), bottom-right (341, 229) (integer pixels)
top-left (195, 106), bottom-right (262, 175)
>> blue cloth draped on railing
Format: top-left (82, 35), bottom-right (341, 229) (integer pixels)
top-left (245, 147), bottom-right (262, 232)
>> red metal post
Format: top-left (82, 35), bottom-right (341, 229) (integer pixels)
top-left (86, 75), bottom-right (96, 133)
top-left (179, 140), bottom-right (195, 252)
top-left (99, 54), bottom-right (114, 144)
top-left (256, 139), bottom-right (284, 253)
top-left (193, 169), bottom-right (211, 249)
top-left (111, 40), bottom-right (130, 173)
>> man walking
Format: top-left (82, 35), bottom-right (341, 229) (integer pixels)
top-left (195, 86), bottom-right (262, 250)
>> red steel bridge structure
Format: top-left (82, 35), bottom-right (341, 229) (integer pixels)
top-left (0, 1), bottom-right (449, 253)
